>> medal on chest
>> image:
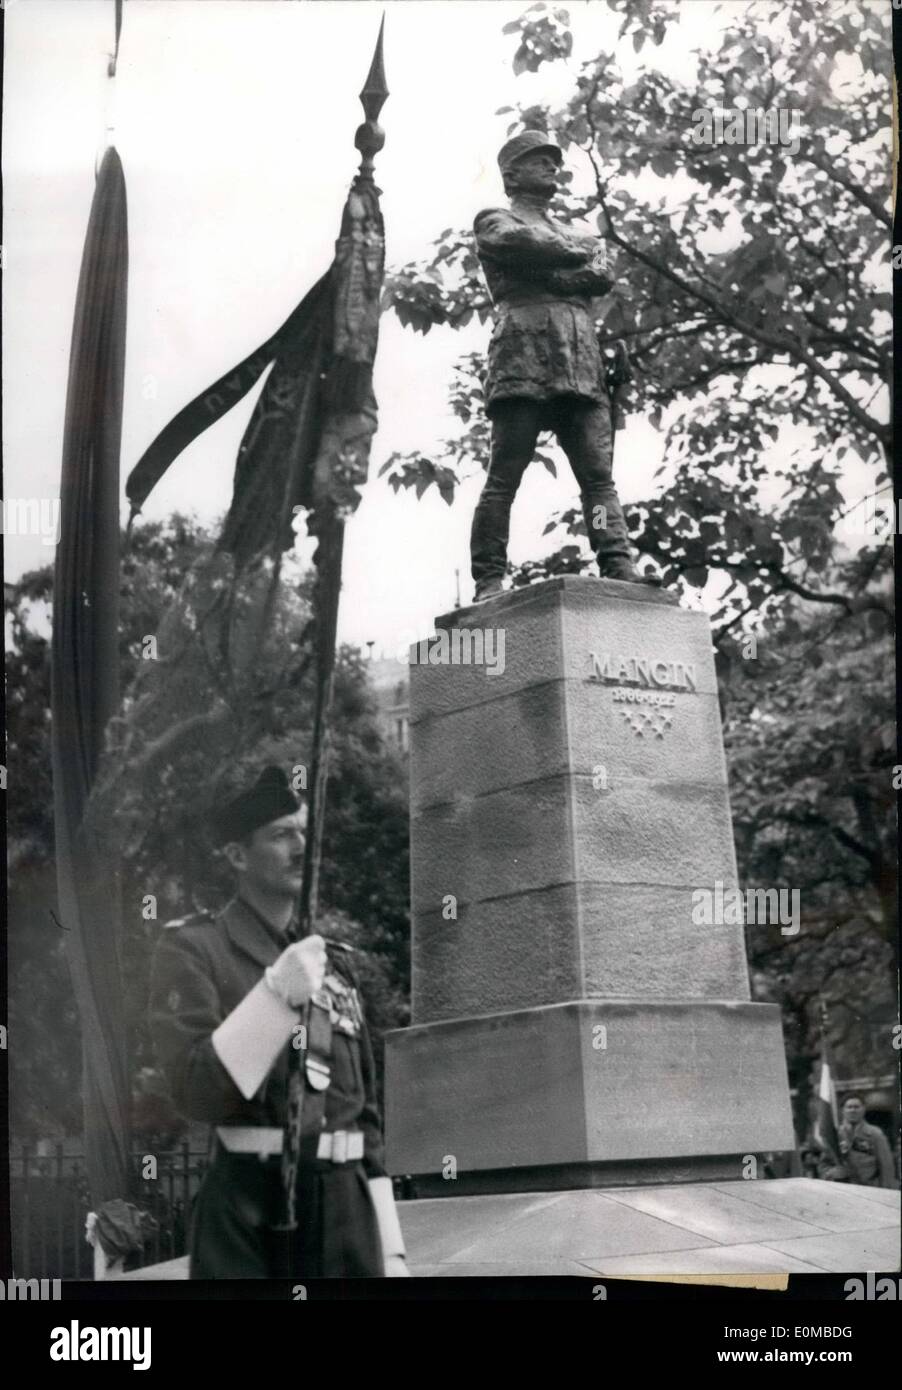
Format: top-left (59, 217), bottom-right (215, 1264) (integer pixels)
top-left (323, 972), bottom-right (363, 1037)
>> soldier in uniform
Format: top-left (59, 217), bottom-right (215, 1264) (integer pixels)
top-left (818, 1096), bottom-right (896, 1189)
top-left (148, 766), bottom-right (409, 1277)
top-left (471, 130), bottom-right (655, 601)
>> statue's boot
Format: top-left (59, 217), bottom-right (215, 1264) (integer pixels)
top-left (597, 556), bottom-right (664, 587)
top-left (474, 577), bottom-right (505, 602)
top-left (581, 489), bottom-right (664, 588)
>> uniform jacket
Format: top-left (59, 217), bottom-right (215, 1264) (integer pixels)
top-left (474, 201), bottom-right (614, 411)
top-left (818, 1121), bottom-right (895, 1188)
top-left (148, 897), bottom-right (386, 1178)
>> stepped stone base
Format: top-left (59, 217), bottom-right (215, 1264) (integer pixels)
top-left (385, 999), bottom-right (795, 1186)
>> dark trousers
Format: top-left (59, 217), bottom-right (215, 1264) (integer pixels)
top-left (189, 1148), bottom-right (384, 1279)
top-left (471, 395), bottom-right (632, 585)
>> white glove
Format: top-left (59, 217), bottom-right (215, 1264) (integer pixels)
top-left (212, 979), bottom-right (297, 1099)
top-left (265, 935), bottom-right (327, 1008)
top-left (368, 1176), bottom-right (410, 1276)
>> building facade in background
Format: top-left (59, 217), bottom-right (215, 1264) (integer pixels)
top-left (366, 655), bottom-right (410, 754)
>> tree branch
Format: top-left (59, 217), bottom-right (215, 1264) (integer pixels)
top-left (656, 356), bottom-right (770, 395)
top-left (767, 808), bottom-right (880, 876)
top-left (579, 93), bottom-right (890, 450)
top-left (805, 147), bottom-right (893, 230)
top-left (766, 568), bottom-right (852, 611)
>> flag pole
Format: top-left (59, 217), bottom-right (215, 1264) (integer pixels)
top-left (298, 15), bottom-right (388, 934)
top-left (122, 12), bottom-right (390, 1272)
top-left (267, 20), bottom-right (389, 1272)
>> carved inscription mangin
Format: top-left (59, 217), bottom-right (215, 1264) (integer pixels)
top-left (587, 651), bottom-right (698, 739)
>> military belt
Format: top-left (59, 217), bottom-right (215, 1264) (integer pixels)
top-left (217, 1127), bottom-right (364, 1164)
top-left (217, 1126), bottom-right (284, 1158)
top-left (315, 1129), bottom-right (364, 1163)
top-left (498, 293), bottom-right (593, 310)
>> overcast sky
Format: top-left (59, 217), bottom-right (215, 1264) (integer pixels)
top-left (3, 0), bottom-right (888, 652)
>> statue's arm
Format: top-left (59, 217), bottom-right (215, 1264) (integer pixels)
top-left (541, 263), bottom-right (615, 296)
top-left (474, 209), bottom-right (590, 269)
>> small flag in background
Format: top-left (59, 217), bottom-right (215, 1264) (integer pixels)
top-left (812, 1035), bottom-right (841, 1162)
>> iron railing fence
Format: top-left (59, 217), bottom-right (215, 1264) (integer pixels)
top-left (9, 1140), bottom-right (209, 1279)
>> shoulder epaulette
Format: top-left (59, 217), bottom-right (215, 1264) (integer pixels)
top-left (163, 910), bottom-right (216, 931)
top-left (473, 206), bottom-right (510, 226)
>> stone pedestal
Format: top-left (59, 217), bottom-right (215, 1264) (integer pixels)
top-left (385, 577), bottom-right (795, 1190)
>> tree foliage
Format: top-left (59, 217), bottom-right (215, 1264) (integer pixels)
top-left (724, 597), bottom-right (896, 1120)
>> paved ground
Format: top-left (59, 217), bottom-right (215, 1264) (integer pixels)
top-left (395, 1180), bottom-right (900, 1278)
top-left (117, 1178), bottom-right (899, 1280)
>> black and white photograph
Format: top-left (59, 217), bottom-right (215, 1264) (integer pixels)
top-left (2, 0), bottom-right (899, 1338)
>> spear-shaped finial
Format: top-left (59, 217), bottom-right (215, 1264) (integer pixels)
top-left (108, 0), bottom-right (123, 77)
top-left (355, 14), bottom-right (388, 183)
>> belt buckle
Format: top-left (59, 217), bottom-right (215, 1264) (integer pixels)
top-left (331, 1131), bottom-right (348, 1165)
top-left (349, 1132), bottom-right (364, 1161)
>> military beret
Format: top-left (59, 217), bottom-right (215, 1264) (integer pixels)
top-left (209, 766), bottom-right (302, 846)
top-left (497, 131), bottom-right (563, 173)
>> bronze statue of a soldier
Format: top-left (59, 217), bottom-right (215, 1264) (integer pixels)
top-left (470, 131), bottom-right (655, 601)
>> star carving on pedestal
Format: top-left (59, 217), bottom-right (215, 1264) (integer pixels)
top-left (618, 706), bottom-right (674, 739)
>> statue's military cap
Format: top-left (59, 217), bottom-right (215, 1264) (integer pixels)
top-left (208, 765), bottom-right (302, 846)
top-left (497, 131), bottom-right (563, 173)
